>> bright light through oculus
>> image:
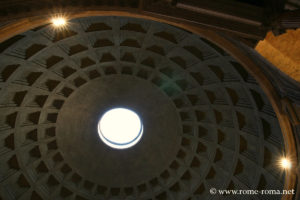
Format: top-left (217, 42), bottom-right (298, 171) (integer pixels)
top-left (98, 108), bottom-right (143, 149)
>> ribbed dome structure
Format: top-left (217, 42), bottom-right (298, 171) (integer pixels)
top-left (0, 16), bottom-right (286, 200)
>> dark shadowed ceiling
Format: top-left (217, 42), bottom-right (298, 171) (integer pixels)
top-left (0, 16), bottom-right (286, 200)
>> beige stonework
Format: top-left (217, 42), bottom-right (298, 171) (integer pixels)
top-left (256, 29), bottom-right (300, 82)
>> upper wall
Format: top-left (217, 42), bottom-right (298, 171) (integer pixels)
top-left (256, 29), bottom-right (300, 82)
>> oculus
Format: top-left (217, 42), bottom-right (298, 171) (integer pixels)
top-left (98, 108), bottom-right (143, 149)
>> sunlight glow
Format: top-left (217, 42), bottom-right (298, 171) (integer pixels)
top-left (51, 17), bottom-right (67, 27)
top-left (280, 157), bottom-right (292, 170)
top-left (98, 108), bottom-right (143, 149)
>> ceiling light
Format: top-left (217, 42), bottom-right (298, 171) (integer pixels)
top-left (280, 157), bottom-right (292, 169)
top-left (98, 108), bottom-right (143, 149)
top-left (51, 17), bottom-right (67, 27)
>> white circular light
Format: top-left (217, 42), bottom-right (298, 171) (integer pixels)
top-left (51, 17), bottom-right (67, 27)
top-left (98, 108), bottom-right (143, 149)
top-left (280, 157), bottom-right (292, 169)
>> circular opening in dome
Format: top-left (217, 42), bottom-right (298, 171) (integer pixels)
top-left (97, 108), bottom-right (143, 149)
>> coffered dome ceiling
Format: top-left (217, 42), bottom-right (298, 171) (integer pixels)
top-left (0, 16), bottom-right (286, 200)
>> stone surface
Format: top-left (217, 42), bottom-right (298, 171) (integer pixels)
top-left (57, 75), bottom-right (181, 186)
top-left (0, 16), bottom-right (286, 200)
top-left (256, 29), bottom-right (300, 82)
